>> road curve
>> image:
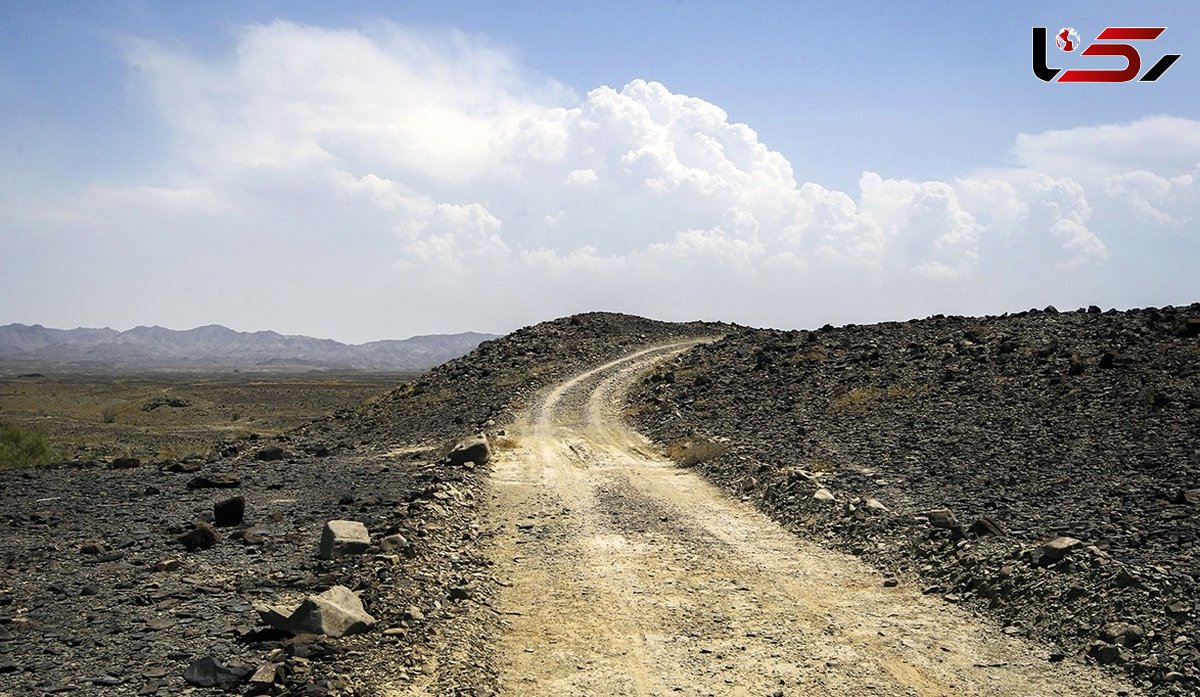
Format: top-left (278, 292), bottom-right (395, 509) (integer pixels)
top-left (486, 341), bottom-right (1135, 696)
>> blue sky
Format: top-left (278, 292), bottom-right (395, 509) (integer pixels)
top-left (1, 2), bottom-right (1197, 341)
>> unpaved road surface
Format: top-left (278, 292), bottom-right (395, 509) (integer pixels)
top-left (487, 342), bottom-right (1136, 696)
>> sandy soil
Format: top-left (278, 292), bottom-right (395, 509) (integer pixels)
top-left (0, 372), bottom-right (406, 462)
top-left (484, 342), bottom-right (1136, 696)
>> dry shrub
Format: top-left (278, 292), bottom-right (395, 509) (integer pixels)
top-left (665, 437), bottom-right (728, 467)
top-left (0, 422), bottom-right (56, 469)
top-left (830, 384), bottom-right (916, 412)
top-left (492, 434), bottom-right (519, 450)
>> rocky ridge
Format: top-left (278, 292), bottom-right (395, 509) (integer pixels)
top-left (0, 324), bottom-right (496, 372)
top-left (0, 313), bottom-right (725, 696)
top-left (629, 303), bottom-right (1200, 695)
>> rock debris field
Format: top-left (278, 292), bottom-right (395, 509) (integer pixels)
top-left (0, 314), bottom-right (716, 696)
top-left (631, 303), bottom-right (1200, 696)
top-left (1, 306), bottom-right (1197, 696)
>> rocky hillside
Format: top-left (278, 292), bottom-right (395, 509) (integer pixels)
top-left (293, 312), bottom-right (729, 450)
top-left (0, 312), bottom-right (723, 696)
top-left (0, 324), bottom-right (496, 372)
top-left (630, 303), bottom-right (1200, 695)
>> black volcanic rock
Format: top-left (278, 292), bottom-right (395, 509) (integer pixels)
top-left (183, 656), bottom-right (253, 688)
top-left (254, 446), bottom-right (286, 462)
top-left (212, 496), bottom-right (245, 527)
top-left (177, 522), bottom-right (220, 551)
top-left (629, 302), bottom-right (1200, 694)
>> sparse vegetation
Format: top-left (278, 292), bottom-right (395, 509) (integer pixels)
top-left (829, 384), bottom-right (916, 412)
top-left (492, 434), bottom-right (520, 450)
top-left (804, 458), bottom-right (836, 473)
top-left (790, 348), bottom-right (828, 362)
top-left (0, 373), bottom-right (403, 461)
top-left (664, 436), bottom-right (728, 467)
top-left (0, 421), bottom-right (57, 468)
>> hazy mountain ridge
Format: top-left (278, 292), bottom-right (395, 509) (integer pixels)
top-left (0, 323), bottom-right (497, 371)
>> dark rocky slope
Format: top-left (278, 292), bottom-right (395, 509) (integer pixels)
top-left (630, 303), bottom-right (1200, 695)
top-left (0, 313), bottom-right (724, 696)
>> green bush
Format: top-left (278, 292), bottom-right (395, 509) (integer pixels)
top-left (0, 422), bottom-right (57, 469)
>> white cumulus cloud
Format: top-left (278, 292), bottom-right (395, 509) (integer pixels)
top-left (3, 20), bottom-right (1196, 338)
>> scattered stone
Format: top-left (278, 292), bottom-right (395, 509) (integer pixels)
top-left (319, 520), bottom-right (371, 559)
top-left (249, 662), bottom-right (281, 685)
top-left (1177, 318), bottom-right (1200, 338)
top-left (109, 457), bottom-right (140, 469)
top-left (882, 578), bottom-right (898, 588)
top-left (864, 497), bottom-right (888, 512)
top-left (1167, 601), bottom-right (1192, 617)
top-left (813, 488), bottom-right (836, 502)
top-left (1174, 489), bottom-right (1200, 506)
top-left (177, 522), bottom-right (220, 551)
top-left (241, 526), bottom-right (271, 546)
top-left (161, 460), bottom-right (203, 473)
top-left (145, 617), bottom-right (175, 631)
top-left (1037, 536), bottom-right (1083, 563)
top-left (1112, 567), bottom-right (1141, 588)
top-left (255, 446), bottom-right (286, 462)
top-left (87, 674), bottom-right (122, 686)
top-left (187, 474), bottom-right (241, 489)
top-left (379, 533), bottom-right (412, 556)
top-left (922, 508), bottom-right (959, 530)
top-left (1088, 641), bottom-right (1125, 665)
top-left (969, 516), bottom-right (1005, 537)
top-left (258, 585), bottom-right (376, 638)
top-left (153, 558), bottom-right (182, 572)
top-left (447, 434), bottom-right (491, 466)
top-left (79, 541), bottom-right (108, 555)
top-left (183, 656), bottom-right (253, 688)
top-left (1100, 622), bottom-right (1145, 647)
top-left (213, 496), bottom-right (245, 527)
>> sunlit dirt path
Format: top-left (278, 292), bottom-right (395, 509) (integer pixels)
top-left (486, 341), bottom-right (1135, 696)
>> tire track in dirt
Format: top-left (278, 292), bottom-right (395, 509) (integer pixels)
top-left (486, 341), bottom-right (1135, 696)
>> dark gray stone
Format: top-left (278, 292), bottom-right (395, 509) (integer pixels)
top-left (446, 434), bottom-right (491, 466)
top-left (182, 656), bottom-right (253, 688)
top-left (213, 496), bottom-right (245, 527)
top-left (177, 522), bottom-right (220, 551)
top-left (255, 446), bottom-right (286, 462)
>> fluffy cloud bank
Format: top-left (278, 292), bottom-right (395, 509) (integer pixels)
top-left (5, 21), bottom-right (1197, 337)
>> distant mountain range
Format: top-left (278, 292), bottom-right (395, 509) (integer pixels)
top-left (0, 324), bottom-right (497, 372)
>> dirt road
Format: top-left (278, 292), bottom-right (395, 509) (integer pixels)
top-left (486, 341), bottom-right (1135, 696)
